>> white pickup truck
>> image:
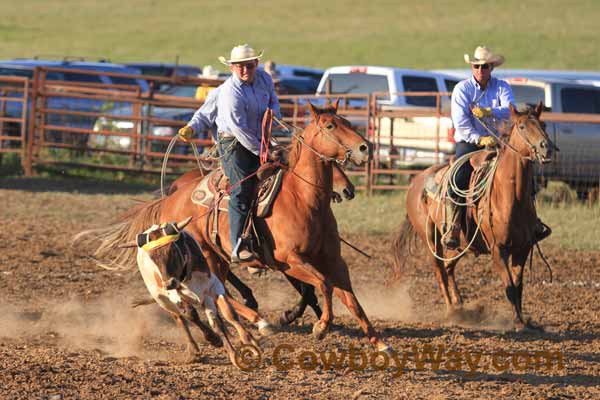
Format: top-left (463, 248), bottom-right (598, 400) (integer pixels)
top-left (316, 66), bottom-right (460, 167)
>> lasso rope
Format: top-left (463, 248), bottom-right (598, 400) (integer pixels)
top-left (424, 148), bottom-right (500, 262)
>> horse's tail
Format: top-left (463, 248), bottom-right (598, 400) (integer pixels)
top-left (390, 215), bottom-right (418, 281)
top-left (73, 198), bottom-right (164, 271)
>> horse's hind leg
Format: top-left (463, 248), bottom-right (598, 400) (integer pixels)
top-left (283, 253), bottom-right (334, 340)
top-left (279, 275), bottom-right (322, 325)
top-left (227, 270), bottom-right (259, 311)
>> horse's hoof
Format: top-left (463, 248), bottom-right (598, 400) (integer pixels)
top-left (258, 321), bottom-right (276, 337)
top-left (185, 353), bottom-right (206, 364)
top-left (312, 322), bottom-right (328, 340)
top-left (278, 310), bottom-right (294, 326)
top-left (515, 320), bottom-right (543, 333)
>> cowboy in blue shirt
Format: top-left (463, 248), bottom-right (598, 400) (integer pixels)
top-left (445, 46), bottom-right (511, 249)
top-left (445, 46), bottom-right (550, 249)
top-left (207, 44), bottom-right (281, 263)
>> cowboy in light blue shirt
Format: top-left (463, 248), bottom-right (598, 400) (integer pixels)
top-left (186, 86), bottom-right (220, 138)
top-left (445, 46), bottom-right (514, 249)
top-left (451, 75), bottom-right (515, 144)
top-left (215, 44), bottom-right (280, 263)
top-left (215, 60), bottom-right (281, 154)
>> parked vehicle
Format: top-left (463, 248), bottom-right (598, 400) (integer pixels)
top-left (505, 77), bottom-right (600, 192)
top-left (315, 66), bottom-right (460, 166)
top-left (0, 59), bottom-right (148, 147)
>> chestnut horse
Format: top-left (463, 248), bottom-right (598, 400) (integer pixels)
top-left (166, 153), bottom-right (356, 322)
top-left (88, 102), bottom-right (390, 351)
top-left (392, 103), bottom-right (555, 331)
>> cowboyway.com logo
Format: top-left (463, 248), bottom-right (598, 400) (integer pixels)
top-left (234, 343), bottom-right (565, 376)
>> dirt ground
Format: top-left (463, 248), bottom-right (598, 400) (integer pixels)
top-left (1, 178), bottom-right (599, 399)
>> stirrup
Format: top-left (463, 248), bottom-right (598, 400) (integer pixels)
top-left (534, 220), bottom-right (552, 243)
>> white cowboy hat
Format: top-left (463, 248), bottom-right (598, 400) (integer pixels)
top-left (218, 44), bottom-right (264, 66)
top-left (464, 46), bottom-right (505, 67)
top-left (201, 65), bottom-right (219, 79)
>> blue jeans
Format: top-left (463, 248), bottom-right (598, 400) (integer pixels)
top-left (449, 141), bottom-right (480, 201)
top-left (218, 138), bottom-right (260, 252)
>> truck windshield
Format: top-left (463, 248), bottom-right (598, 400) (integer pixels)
top-left (325, 73), bottom-right (389, 99)
top-left (511, 85), bottom-right (546, 109)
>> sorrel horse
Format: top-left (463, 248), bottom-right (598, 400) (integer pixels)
top-left (88, 101), bottom-right (390, 352)
top-left (392, 103), bottom-right (555, 331)
top-left (166, 152), bottom-right (356, 323)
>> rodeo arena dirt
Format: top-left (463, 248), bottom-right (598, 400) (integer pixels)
top-left (1, 66), bottom-right (600, 399)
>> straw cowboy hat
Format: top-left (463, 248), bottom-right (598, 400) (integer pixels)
top-left (201, 65), bottom-right (219, 79)
top-left (464, 46), bottom-right (505, 67)
top-left (219, 44), bottom-right (264, 66)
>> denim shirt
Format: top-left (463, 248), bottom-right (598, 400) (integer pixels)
top-left (215, 69), bottom-right (281, 155)
top-left (187, 86), bottom-right (220, 138)
top-left (451, 76), bottom-right (515, 144)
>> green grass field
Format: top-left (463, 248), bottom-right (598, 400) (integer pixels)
top-left (0, 0), bottom-right (598, 70)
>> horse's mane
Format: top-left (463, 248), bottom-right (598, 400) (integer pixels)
top-left (286, 135), bottom-right (303, 169)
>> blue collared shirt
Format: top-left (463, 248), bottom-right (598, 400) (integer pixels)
top-left (451, 76), bottom-right (515, 144)
top-left (215, 69), bottom-right (281, 155)
top-left (187, 86), bottom-right (220, 138)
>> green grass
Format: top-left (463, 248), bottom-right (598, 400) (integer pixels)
top-left (0, 1), bottom-right (598, 70)
top-left (334, 191), bottom-right (600, 251)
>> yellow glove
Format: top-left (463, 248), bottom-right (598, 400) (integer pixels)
top-left (472, 106), bottom-right (492, 118)
top-left (178, 126), bottom-right (195, 142)
top-left (478, 136), bottom-right (497, 148)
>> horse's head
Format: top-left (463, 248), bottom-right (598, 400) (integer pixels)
top-left (305, 100), bottom-right (371, 166)
top-left (128, 217), bottom-right (193, 290)
top-left (508, 102), bottom-right (556, 163)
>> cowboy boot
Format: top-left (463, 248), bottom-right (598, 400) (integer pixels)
top-left (231, 238), bottom-right (256, 264)
top-left (442, 202), bottom-right (462, 250)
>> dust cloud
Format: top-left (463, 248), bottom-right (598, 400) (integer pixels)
top-left (0, 296), bottom-right (179, 359)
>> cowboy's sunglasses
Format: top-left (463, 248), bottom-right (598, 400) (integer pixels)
top-left (473, 64), bottom-right (490, 70)
top-left (233, 62), bottom-right (256, 70)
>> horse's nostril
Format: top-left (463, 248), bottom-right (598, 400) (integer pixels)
top-left (359, 144), bottom-right (368, 153)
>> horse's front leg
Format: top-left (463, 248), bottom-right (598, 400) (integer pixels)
top-left (283, 252), bottom-right (333, 340)
top-left (511, 248), bottom-right (537, 331)
top-left (492, 246), bottom-right (526, 330)
top-left (329, 258), bottom-right (391, 353)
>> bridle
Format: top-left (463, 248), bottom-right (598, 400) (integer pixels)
top-left (274, 114), bottom-right (355, 165)
top-left (475, 114), bottom-right (551, 163)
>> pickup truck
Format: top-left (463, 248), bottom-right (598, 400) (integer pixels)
top-left (315, 66), bottom-right (460, 166)
top-left (505, 77), bottom-right (600, 192)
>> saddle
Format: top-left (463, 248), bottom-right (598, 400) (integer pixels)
top-left (190, 164), bottom-right (285, 265)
